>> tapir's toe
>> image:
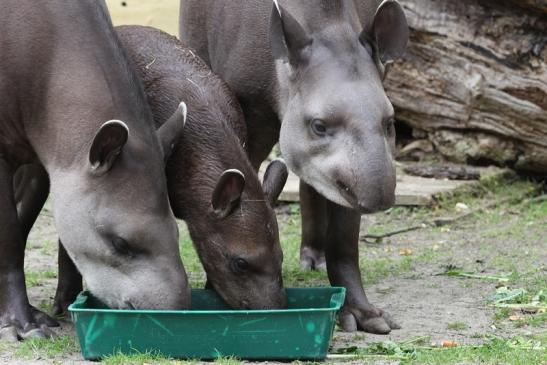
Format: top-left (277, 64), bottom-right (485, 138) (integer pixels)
top-left (19, 325), bottom-right (56, 340)
top-left (0, 326), bottom-right (19, 342)
top-left (30, 306), bottom-right (59, 327)
top-left (338, 310), bottom-right (358, 332)
top-left (357, 316), bottom-right (392, 334)
top-left (338, 306), bottom-right (401, 334)
top-left (299, 247), bottom-right (327, 271)
top-left (380, 310), bottom-right (401, 330)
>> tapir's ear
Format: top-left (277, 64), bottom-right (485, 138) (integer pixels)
top-left (269, 0), bottom-right (312, 66)
top-left (157, 102), bottom-right (187, 162)
top-left (211, 169), bottom-right (246, 218)
top-left (89, 120), bottom-right (129, 176)
top-left (262, 159), bottom-right (288, 206)
top-left (371, 0), bottom-right (409, 65)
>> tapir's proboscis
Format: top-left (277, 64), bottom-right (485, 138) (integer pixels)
top-left (180, 0), bottom-right (409, 333)
top-left (0, 0), bottom-right (190, 341)
top-left (49, 25), bottom-right (289, 313)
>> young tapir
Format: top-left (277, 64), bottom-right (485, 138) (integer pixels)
top-left (0, 0), bottom-right (189, 340)
top-left (50, 25), bottom-right (289, 312)
top-left (180, 0), bottom-right (408, 333)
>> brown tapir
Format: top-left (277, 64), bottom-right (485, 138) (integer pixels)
top-left (26, 25), bottom-right (288, 313)
top-left (0, 0), bottom-right (190, 341)
top-left (179, 0), bottom-right (409, 333)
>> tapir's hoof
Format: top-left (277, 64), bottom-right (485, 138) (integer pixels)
top-left (299, 247), bottom-right (326, 271)
top-left (31, 306), bottom-right (59, 327)
top-left (338, 307), bottom-right (400, 334)
top-left (52, 300), bottom-right (72, 318)
top-left (20, 325), bottom-right (56, 340)
top-left (0, 326), bottom-right (19, 342)
top-left (0, 305), bottom-right (59, 342)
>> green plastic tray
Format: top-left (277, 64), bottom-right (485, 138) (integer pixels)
top-left (69, 287), bottom-right (345, 360)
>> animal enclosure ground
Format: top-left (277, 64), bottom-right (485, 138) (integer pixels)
top-left (0, 175), bottom-right (545, 365)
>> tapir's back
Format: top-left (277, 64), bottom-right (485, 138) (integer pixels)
top-left (116, 25), bottom-right (247, 144)
top-left (179, 0), bottom-right (382, 96)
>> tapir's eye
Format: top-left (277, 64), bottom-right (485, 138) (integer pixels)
top-left (231, 258), bottom-right (250, 273)
top-left (111, 237), bottom-right (133, 257)
top-left (310, 119), bottom-right (327, 137)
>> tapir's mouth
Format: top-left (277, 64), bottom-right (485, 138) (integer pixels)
top-left (336, 180), bottom-right (361, 209)
top-left (335, 179), bottom-right (392, 214)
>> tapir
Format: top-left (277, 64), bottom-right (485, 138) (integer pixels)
top-left (0, 0), bottom-right (189, 341)
top-left (179, 0), bottom-right (409, 333)
top-left (20, 26), bottom-right (289, 313)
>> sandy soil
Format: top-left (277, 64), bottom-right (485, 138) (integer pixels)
top-left (2, 192), bottom-right (544, 364)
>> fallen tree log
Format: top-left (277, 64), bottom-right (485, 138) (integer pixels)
top-left (387, 0), bottom-right (547, 172)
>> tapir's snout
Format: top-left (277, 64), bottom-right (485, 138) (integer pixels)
top-left (332, 149), bottom-right (396, 214)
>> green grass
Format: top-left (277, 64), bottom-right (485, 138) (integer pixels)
top-left (334, 334), bottom-right (546, 365)
top-left (24, 269), bottom-right (57, 287)
top-left (177, 221), bottom-right (206, 288)
top-left (14, 335), bottom-right (78, 359)
top-left (446, 321), bottom-right (469, 331)
top-left (103, 351), bottom-right (240, 365)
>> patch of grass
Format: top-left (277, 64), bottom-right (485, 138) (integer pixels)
top-left (103, 351), bottom-right (240, 365)
top-left (447, 321), bottom-right (469, 331)
top-left (409, 336), bottom-right (545, 365)
top-left (24, 269), bottom-right (57, 287)
top-left (213, 356), bottom-right (242, 364)
top-left (333, 335), bottom-right (546, 365)
top-left (14, 335), bottom-right (78, 359)
top-left (177, 221), bottom-right (205, 288)
top-left (103, 351), bottom-right (176, 365)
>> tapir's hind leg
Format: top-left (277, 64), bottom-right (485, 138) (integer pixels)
top-left (1, 160), bottom-right (56, 342)
top-left (324, 199), bottom-right (400, 334)
top-left (299, 181), bottom-right (328, 271)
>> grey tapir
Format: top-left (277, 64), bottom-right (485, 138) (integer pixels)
top-left (0, 0), bottom-right (189, 340)
top-left (39, 25), bottom-right (288, 313)
top-left (179, 0), bottom-right (408, 333)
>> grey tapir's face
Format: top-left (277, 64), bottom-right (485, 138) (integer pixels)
top-left (272, 0), bottom-right (408, 213)
top-left (52, 103), bottom-right (190, 310)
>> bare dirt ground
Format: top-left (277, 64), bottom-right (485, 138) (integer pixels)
top-left (1, 177), bottom-right (545, 364)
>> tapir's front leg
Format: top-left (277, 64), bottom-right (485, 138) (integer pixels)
top-left (299, 181), bottom-right (327, 270)
top-left (53, 242), bottom-right (82, 316)
top-left (324, 199), bottom-right (400, 334)
top-left (14, 164), bottom-right (50, 240)
top-left (0, 160), bottom-right (56, 341)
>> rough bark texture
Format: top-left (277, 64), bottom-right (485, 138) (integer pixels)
top-left (386, 0), bottom-right (547, 172)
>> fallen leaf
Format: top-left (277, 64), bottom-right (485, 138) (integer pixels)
top-left (509, 315), bottom-right (524, 321)
top-left (442, 340), bottom-right (458, 347)
top-left (399, 248), bottom-right (413, 256)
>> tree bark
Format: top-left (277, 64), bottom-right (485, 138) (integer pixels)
top-left (387, 0), bottom-right (547, 172)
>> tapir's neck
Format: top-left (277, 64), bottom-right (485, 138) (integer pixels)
top-left (167, 108), bottom-right (260, 221)
top-left (273, 60), bottom-right (292, 121)
top-left (7, 1), bottom-right (155, 172)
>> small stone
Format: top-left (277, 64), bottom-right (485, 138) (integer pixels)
top-left (455, 202), bottom-right (470, 212)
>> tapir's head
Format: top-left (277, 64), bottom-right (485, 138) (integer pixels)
top-left (270, 0), bottom-right (408, 213)
top-left (52, 103), bottom-right (190, 310)
top-left (182, 159), bottom-right (288, 309)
